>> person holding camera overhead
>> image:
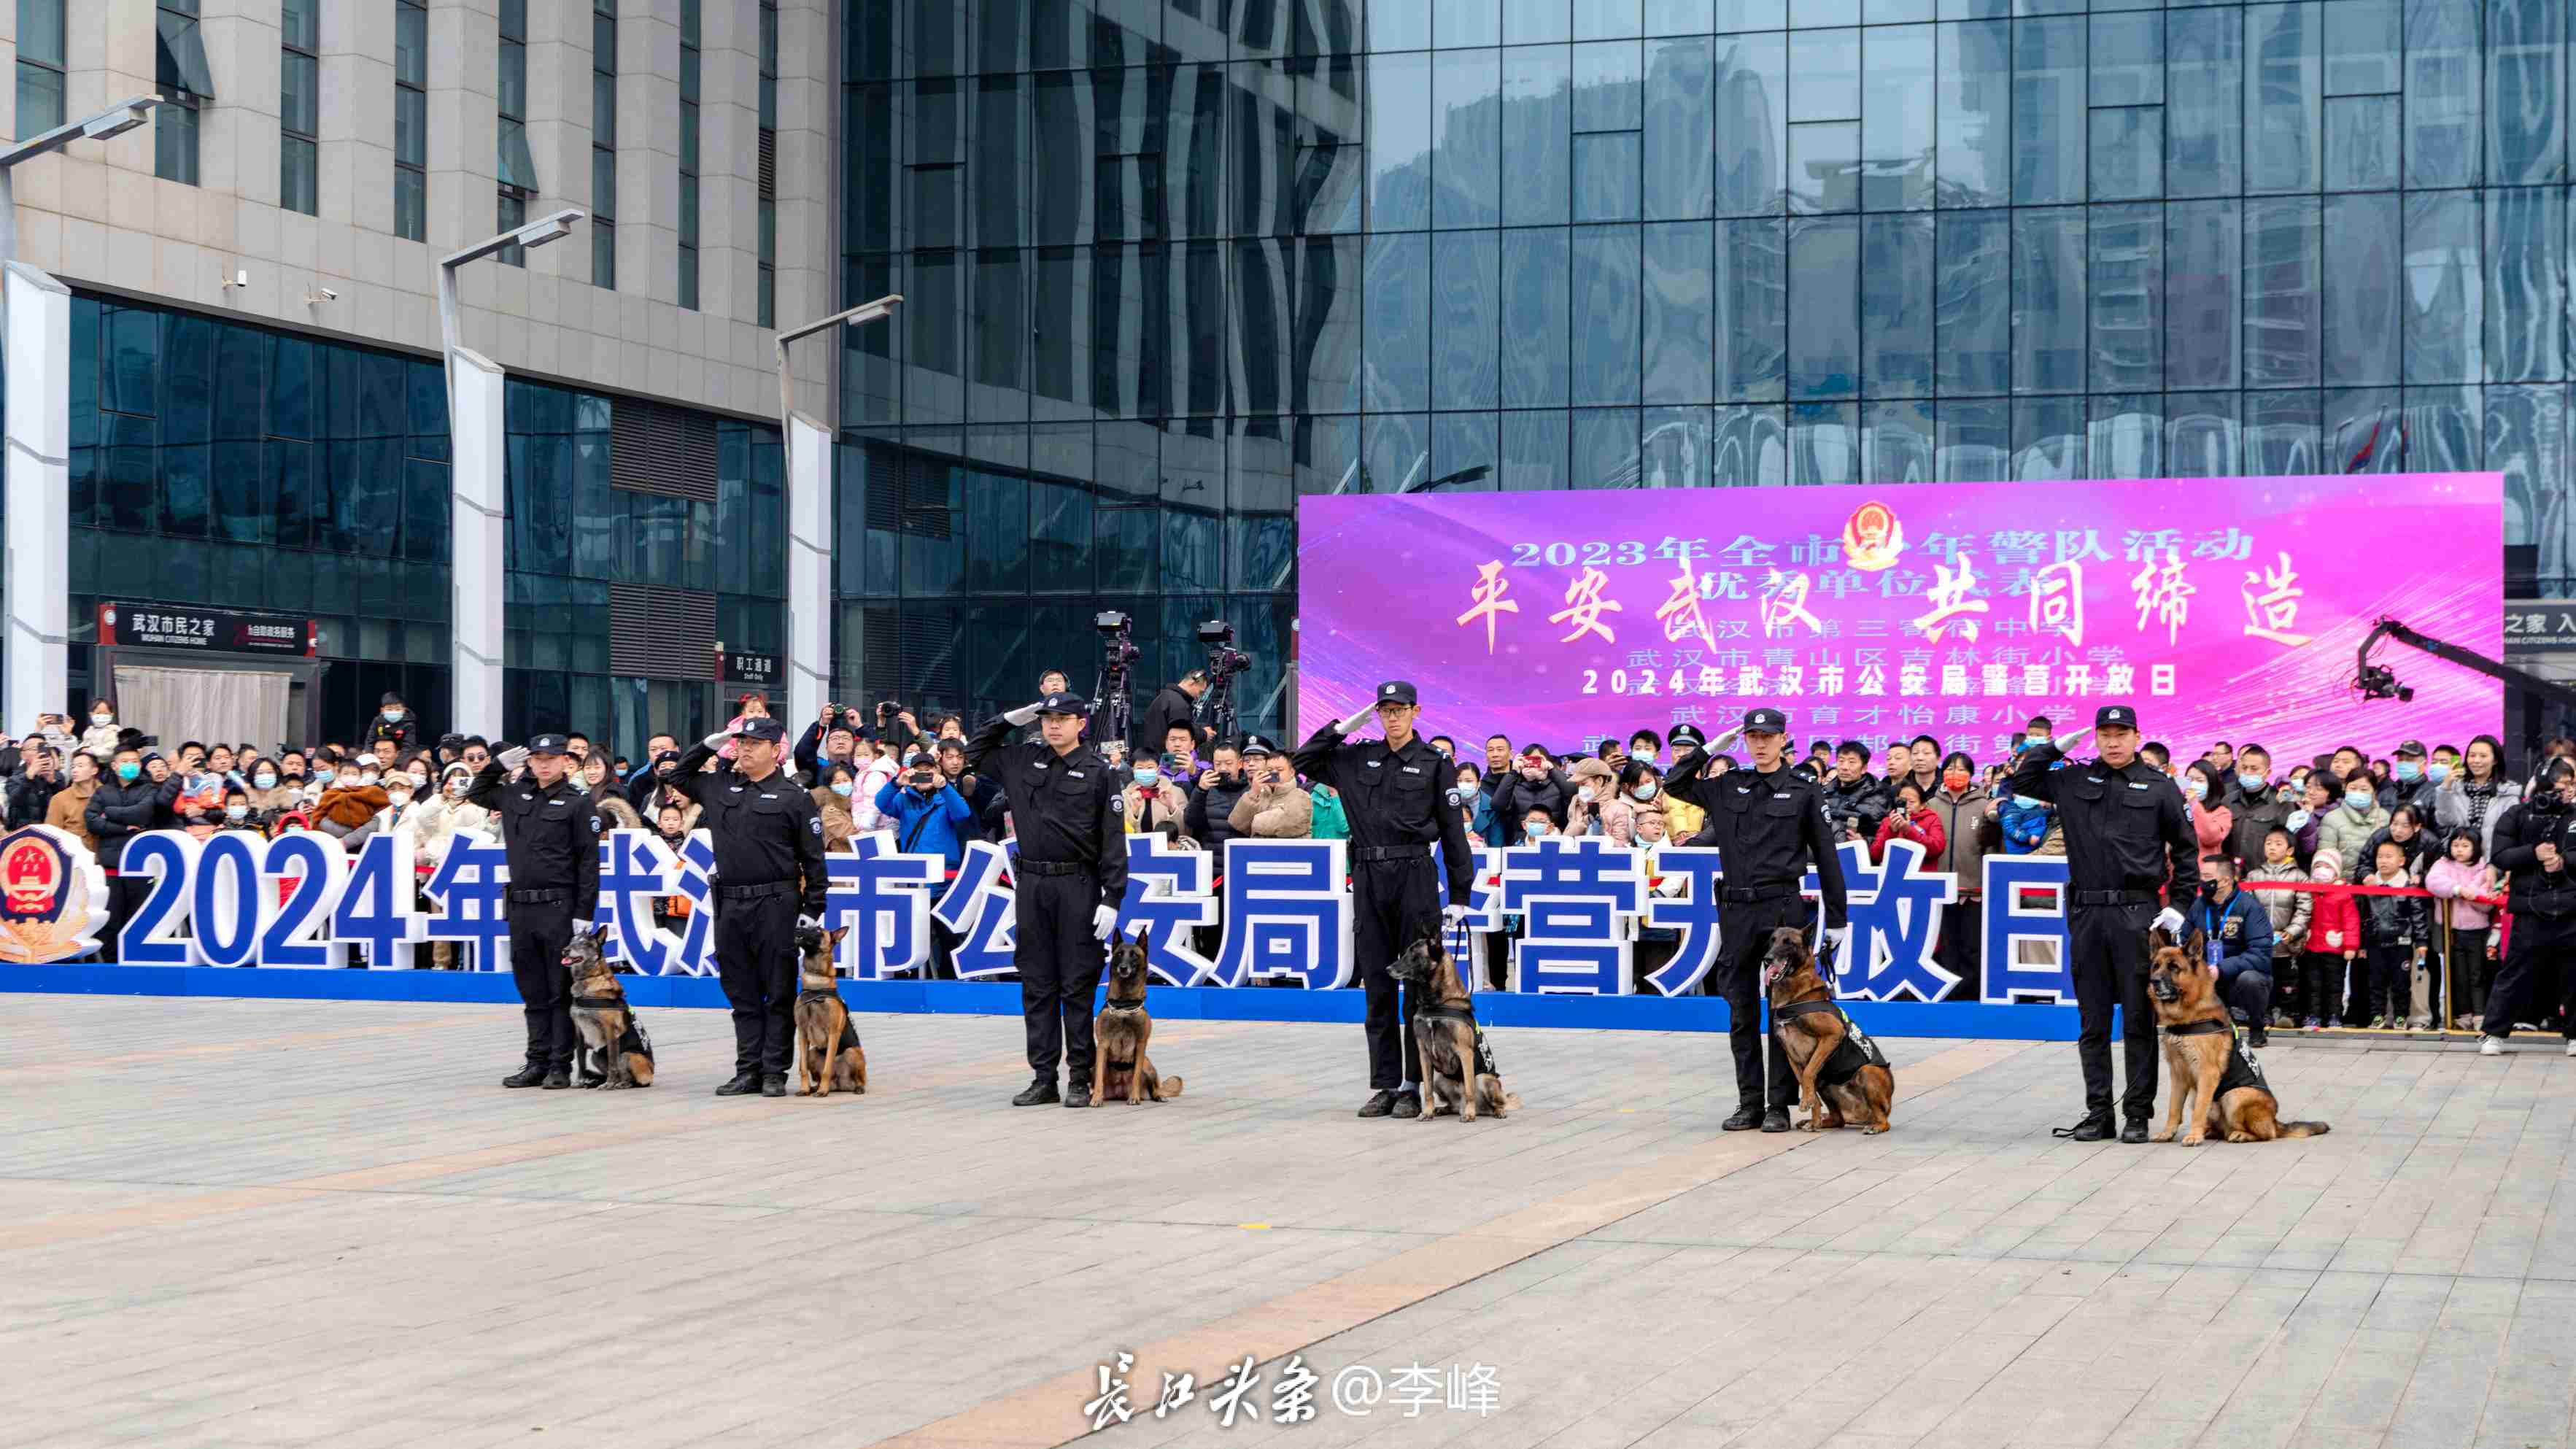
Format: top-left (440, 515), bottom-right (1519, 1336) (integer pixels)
top-left (2481, 756), bottom-right (2576, 1057)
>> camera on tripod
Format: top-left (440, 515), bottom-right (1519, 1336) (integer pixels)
top-left (1090, 611), bottom-right (1139, 746)
top-left (1196, 619), bottom-right (1249, 680)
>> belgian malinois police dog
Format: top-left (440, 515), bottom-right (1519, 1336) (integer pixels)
top-left (1093, 929), bottom-right (1183, 1105)
top-left (1759, 927), bottom-right (1895, 1133)
top-left (1389, 932), bottom-right (1520, 1122)
top-left (2147, 928), bottom-right (2329, 1145)
top-left (565, 932), bottom-right (655, 1089)
top-left (792, 925), bottom-right (867, 1098)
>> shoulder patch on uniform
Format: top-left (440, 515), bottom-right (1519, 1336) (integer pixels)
top-left (810, 818), bottom-right (821, 837)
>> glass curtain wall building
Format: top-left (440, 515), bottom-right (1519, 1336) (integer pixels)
top-left (58, 293), bottom-right (783, 757)
top-left (840, 0), bottom-right (2576, 744)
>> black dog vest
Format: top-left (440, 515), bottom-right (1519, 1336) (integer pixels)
top-left (1772, 997), bottom-right (1889, 1089)
top-left (570, 994), bottom-right (654, 1063)
top-left (796, 989), bottom-right (862, 1053)
top-left (1412, 1002), bottom-right (1500, 1078)
top-left (2162, 1018), bottom-right (2270, 1099)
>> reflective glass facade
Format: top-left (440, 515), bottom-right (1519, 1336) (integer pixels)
top-left (840, 0), bottom-right (2576, 741)
top-left (48, 293), bottom-right (781, 760)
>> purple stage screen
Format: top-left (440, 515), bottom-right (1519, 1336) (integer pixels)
top-left (1296, 474), bottom-right (2503, 765)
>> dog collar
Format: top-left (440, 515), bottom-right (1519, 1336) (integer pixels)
top-left (1102, 997), bottom-right (1148, 1012)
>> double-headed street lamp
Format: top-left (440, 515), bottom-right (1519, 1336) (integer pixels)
top-left (4, 95), bottom-right (167, 730)
top-left (774, 294), bottom-right (900, 728)
top-left (436, 209), bottom-right (584, 737)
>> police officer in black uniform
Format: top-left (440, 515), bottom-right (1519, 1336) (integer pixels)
top-left (2481, 756), bottom-right (2576, 1056)
top-left (1663, 708), bottom-right (1849, 1132)
top-left (1289, 681), bottom-right (1475, 1119)
top-left (2006, 703), bottom-right (2200, 1142)
top-left (967, 689), bottom-right (1128, 1107)
top-left (668, 715), bottom-right (829, 1098)
top-left (464, 733), bottom-right (602, 1090)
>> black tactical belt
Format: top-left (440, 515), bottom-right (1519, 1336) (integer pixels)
top-left (716, 881), bottom-right (792, 900)
top-left (508, 888), bottom-right (568, 903)
top-left (1018, 859), bottom-right (1091, 877)
top-left (2071, 889), bottom-right (2159, 905)
top-left (1353, 844), bottom-right (1428, 861)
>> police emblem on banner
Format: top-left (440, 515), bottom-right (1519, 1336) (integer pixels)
top-left (0, 825), bottom-right (110, 964)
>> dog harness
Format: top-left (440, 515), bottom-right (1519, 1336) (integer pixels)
top-left (795, 989), bottom-right (862, 1053)
top-left (1412, 1002), bottom-right (1501, 1078)
top-left (1771, 996), bottom-right (1890, 1089)
top-left (2162, 1018), bottom-right (2271, 1100)
top-left (570, 995), bottom-right (654, 1063)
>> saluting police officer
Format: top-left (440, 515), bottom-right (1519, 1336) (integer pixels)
top-left (1663, 708), bottom-right (1849, 1131)
top-left (465, 733), bottom-right (602, 1090)
top-left (668, 715), bottom-right (829, 1098)
top-left (2005, 704), bottom-right (2200, 1142)
top-left (967, 689), bottom-right (1127, 1107)
top-left (1290, 681), bottom-right (1475, 1119)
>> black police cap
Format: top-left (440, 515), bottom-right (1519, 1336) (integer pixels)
top-left (734, 716), bottom-right (789, 743)
top-left (1375, 680), bottom-right (1419, 706)
top-left (2095, 704), bottom-right (2138, 730)
top-left (526, 733), bottom-right (570, 757)
top-left (1668, 723), bottom-right (1707, 746)
top-left (1239, 733), bottom-right (1277, 757)
top-left (1741, 707), bottom-right (1789, 734)
top-left (1039, 690), bottom-right (1093, 717)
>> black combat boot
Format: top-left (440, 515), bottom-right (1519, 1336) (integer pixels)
top-left (713, 1069), bottom-right (762, 1097)
top-left (1012, 1075), bottom-right (1060, 1106)
top-left (502, 1062), bottom-right (548, 1089)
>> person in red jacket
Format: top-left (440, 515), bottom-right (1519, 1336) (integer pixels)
top-left (1871, 778), bottom-right (1947, 865)
top-left (2303, 849), bottom-right (2363, 1029)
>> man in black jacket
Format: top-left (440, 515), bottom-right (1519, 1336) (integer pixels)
top-left (6, 744), bottom-right (63, 827)
top-left (84, 745), bottom-right (163, 962)
top-left (2483, 757), bottom-right (2576, 1056)
top-left (1185, 738), bottom-right (1251, 857)
top-left (1819, 741), bottom-right (1894, 848)
top-left (1135, 671), bottom-right (1208, 759)
top-left (1488, 745), bottom-right (1572, 846)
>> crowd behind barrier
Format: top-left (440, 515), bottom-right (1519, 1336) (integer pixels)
top-left (4, 685), bottom-right (2567, 1048)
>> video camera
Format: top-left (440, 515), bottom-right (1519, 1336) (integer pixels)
top-left (1091, 611), bottom-right (1138, 746)
top-left (1194, 619), bottom-right (1251, 742)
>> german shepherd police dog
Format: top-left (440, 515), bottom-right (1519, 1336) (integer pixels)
top-left (1759, 927), bottom-right (1895, 1133)
top-left (792, 926), bottom-right (867, 1098)
top-left (565, 932), bottom-right (655, 1089)
top-left (1389, 932), bottom-right (1520, 1122)
top-left (1094, 929), bottom-right (1184, 1105)
top-left (2147, 928), bottom-right (2329, 1145)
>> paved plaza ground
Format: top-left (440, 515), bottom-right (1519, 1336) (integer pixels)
top-left (4, 994), bottom-right (2575, 1449)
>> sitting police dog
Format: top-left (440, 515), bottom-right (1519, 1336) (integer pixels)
top-left (792, 925), bottom-right (867, 1098)
top-left (1389, 931), bottom-right (1520, 1122)
top-left (1092, 928), bottom-right (1184, 1105)
top-left (565, 931), bottom-right (656, 1089)
top-left (2146, 927), bottom-right (2329, 1145)
top-left (1758, 927), bottom-right (1894, 1133)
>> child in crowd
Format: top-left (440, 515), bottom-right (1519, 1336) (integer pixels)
top-left (2426, 827), bottom-right (2502, 1030)
top-left (2245, 824), bottom-right (2311, 1027)
top-left (2360, 838), bottom-right (2432, 1029)
top-left (2303, 849), bottom-right (2360, 1029)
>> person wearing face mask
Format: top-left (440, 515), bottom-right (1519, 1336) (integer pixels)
top-left (2378, 739), bottom-right (2441, 822)
top-left (2314, 771), bottom-right (2390, 878)
top-left (2483, 755), bottom-right (2576, 1056)
top-left (1923, 751), bottom-right (1992, 882)
top-left (360, 691), bottom-right (420, 756)
top-left (85, 746), bottom-right (165, 959)
top-left (1488, 744), bottom-right (1573, 846)
top-left (80, 700), bottom-right (123, 762)
top-left (586, 752), bottom-right (642, 832)
top-left (1185, 739), bottom-right (1253, 859)
top-left (2182, 761), bottom-right (2234, 862)
top-left (2284, 773), bottom-right (2334, 865)
top-left (1563, 757), bottom-right (1630, 838)
top-left (811, 761), bottom-right (862, 851)
top-left (240, 757), bottom-right (296, 821)
top-left (873, 749), bottom-right (972, 871)
top-left (2218, 743), bottom-right (2289, 868)
top-left (1227, 737), bottom-right (1313, 841)
top-left (1122, 752), bottom-right (1192, 838)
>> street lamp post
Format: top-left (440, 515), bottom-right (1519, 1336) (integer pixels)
top-left (436, 209), bottom-right (583, 738)
top-left (3, 95), bottom-right (166, 733)
top-left (773, 294), bottom-right (900, 729)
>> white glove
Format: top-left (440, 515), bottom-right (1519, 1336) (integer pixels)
top-left (701, 731), bottom-right (730, 751)
top-left (1336, 705), bottom-right (1374, 735)
top-left (1442, 903), bottom-right (1473, 927)
top-left (797, 913), bottom-right (825, 934)
top-left (2151, 906), bottom-right (2186, 939)
top-left (1091, 905), bottom-right (1119, 940)
top-left (497, 746), bottom-right (529, 772)
top-left (2051, 726), bottom-right (2092, 754)
top-left (1706, 727), bottom-right (1743, 754)
top-left (1823, 924), bottom-right (1850, 957)
top-left (2285, 809), bottom-right (2312, 831)
top-left (1002, 700), bottom-right (1044, 727)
